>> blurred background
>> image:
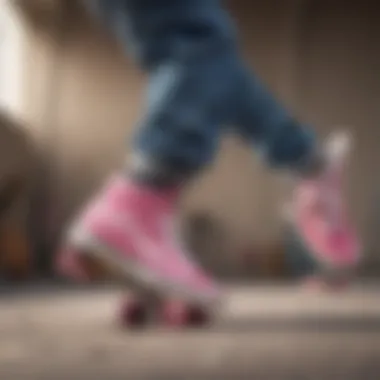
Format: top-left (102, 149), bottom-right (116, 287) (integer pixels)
top-left (0, 0), bottom-right (379, 379)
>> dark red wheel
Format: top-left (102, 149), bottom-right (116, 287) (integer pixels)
top-left (185, 305), bottom-right (211, 326)
top-left (118, 298), bottom-right (149, 328)
top-left (161, 301), bottom-right (211, 327)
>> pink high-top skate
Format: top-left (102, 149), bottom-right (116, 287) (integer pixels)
top-left (56, 176), bottom-right (220, 305)
top-left (291, 131), bottom-right (361, 271)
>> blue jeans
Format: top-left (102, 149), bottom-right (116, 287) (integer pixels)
top-left (86, 0), bottom-right (315, 177)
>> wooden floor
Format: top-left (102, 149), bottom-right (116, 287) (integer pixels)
top-left (1, 283), bottom-right (380, 380)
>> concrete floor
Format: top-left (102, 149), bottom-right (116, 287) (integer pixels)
top-left (1, 283), bottom-right (380, 380)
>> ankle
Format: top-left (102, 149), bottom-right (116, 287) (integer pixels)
top-left (294, 147), bottom-right (327, 180)
top-left (127, 153), bottom-right (191, 190)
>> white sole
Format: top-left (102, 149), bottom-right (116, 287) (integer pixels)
top-left (66, 226), bottom-right (219, 308)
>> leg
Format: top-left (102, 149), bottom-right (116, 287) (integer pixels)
top-left (58, 0), bottom-right (239, 305)
top-left (231, 64), bottom-right (320, 174)
top-left (229, 62), bottom-right (360, 274)
top-left (130, 51), bottom-right (237, 185)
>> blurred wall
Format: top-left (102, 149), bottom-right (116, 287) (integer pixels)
top-left (19, 0), bottom-right (380, 274)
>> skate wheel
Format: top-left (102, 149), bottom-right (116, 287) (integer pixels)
top-left (185, 305), bottom-right (211, 327)
top-left (161, 301), bottom-right (211, 328)
top-left (119, 298), bottom-right (149, 328)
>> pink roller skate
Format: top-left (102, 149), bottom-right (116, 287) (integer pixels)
top-left (57, 175), bottom-right (220, 308)
top-left (290, 131), bottom-right (361, 283)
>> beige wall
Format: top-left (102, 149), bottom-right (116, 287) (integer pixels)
top-left (20, 0), bottom-right (380, 270)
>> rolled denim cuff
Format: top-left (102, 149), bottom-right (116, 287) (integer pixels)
top-left (128, 152), bottom-right (196, 188)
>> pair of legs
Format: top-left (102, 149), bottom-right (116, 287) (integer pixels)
top-left (87, 0), bottom-right (318, 177)
top-left (58, 0), bottom-right (359, 302)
